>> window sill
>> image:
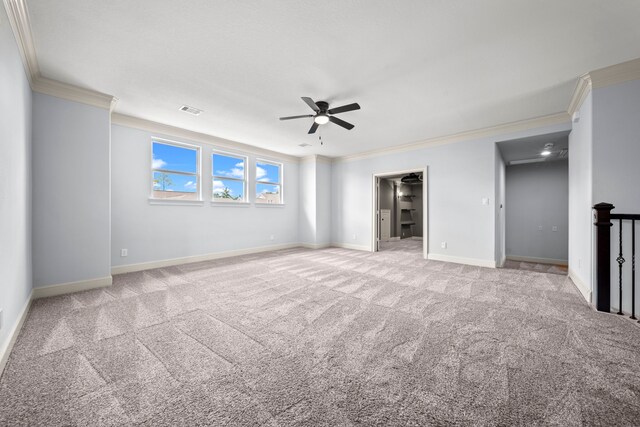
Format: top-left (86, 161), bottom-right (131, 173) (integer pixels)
top-left (255, 203), bottom-right (286, 208)
top-left (210, 201), bottom-right (251, 207)
top-left (148, 198), bottom-right (204, 206)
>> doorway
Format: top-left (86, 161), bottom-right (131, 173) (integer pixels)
top-left (496, 132), bottom-right (569, 275)
top-left (372, 168), bottom-right (428, 258)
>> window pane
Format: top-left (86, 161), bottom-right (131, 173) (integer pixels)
top-left (213, 154), bottom-right (245, 179)
top-left (152, 142), bottom-right (197, 173)
top-left (256, 183), bottom-right (281, 204)
top-left (256, 162), bottom-right (280, 183)
top-left (153, 171), bottom-right (198, 200)
top-left (213, 179), bottom-right (245, 202)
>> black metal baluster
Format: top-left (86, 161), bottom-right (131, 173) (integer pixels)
top-left (617, 219), bottom-right (625, 315)
top-left (632, 220), bottom-right (637, 321)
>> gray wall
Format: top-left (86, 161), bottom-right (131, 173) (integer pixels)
top-left (0, 5), bottom-right (32, 359)
top-left (592, 80), bottom-right (640, 314)
top-left (506, 160), bottom-right (568, 263)
top-left (32, 93), bottom-right (112, 287)
top-left (111, 124), bottom-right (299, 267)
top-left (331, 121), bottom-right (571, 265)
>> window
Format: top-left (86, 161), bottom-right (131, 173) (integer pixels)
top-left (212, 152), bottom-right (247, 202)
top-left (256, 160), bottom-right (283, 204)
top-left (151, 140), bottom-right (200, 200)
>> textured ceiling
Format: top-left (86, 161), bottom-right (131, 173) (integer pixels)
top-left (26, 0), bottom-right (640, 157)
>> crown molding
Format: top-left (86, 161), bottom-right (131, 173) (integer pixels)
top-left (589, 57), bottom-right (640, 89)
top-left (334, 112), bottom-right (570, 163)
top-left (567, 57), bottom-right (640, 115)
top-left (301, 154), bottom-right (333, 164)
top-left (112, 113), bottom-right (300, 163)
top-left (2, 0), bottom-right (37, 84)
top-left (567, 73), bottom-right (592, 116)
top-left (32, 76), bottom-right (116, 110)
top-left (3, 0), bottom-right (116, 110)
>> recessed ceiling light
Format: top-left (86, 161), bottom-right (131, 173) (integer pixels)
top-left (179, 105), bottom-right (203, 116)
top-left (541, 150), bottom-right (551, 156)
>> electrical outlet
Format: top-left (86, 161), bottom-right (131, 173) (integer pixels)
top-left (353, 234), bottom-right (357, 240)
top-left (441, 241), bottom-right (447, 249)
top-left (552, 226), bottom-right (558, 232)
top-left (269, 235), bottom-right (275, 241)
top-left (538, 226), bottom-right (543, 231)
top-left (121, 249), bottom-right (128, 257)
top-left (482, 197), bottom-right (489, 205)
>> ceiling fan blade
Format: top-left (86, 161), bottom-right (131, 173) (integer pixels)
top-left (280, 114), bottom-right (313, 120)
top-left (328, 103), bottom-right (361, 115)
top-left (308, 122), bottom-right (319, 134)
top-left (329, 116), bottom-right (354, 130)
top-left (301, 97), bottom-right (320, 112)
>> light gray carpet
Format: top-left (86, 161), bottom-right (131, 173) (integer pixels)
top-left (1, 246), bottom-right (640, 426)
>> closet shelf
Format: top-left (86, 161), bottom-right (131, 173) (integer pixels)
top-left (401, 221), bottom-right (416, 225)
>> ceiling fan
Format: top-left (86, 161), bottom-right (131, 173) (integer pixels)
top-left (280, 97), bottom-right (360, 134)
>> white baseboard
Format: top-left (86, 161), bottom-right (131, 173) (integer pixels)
top-left (497, 255), bottom-right (507, 268)
top-left (111, 243), bottom-right (300, 275)
top-left (330, 242), bottom-right (371, 252)
top-left (32, 276), bottom-right (113, 299)
top-left (390, 237), bottom-right (401, 241)
top-left (300, 243), bottom-right (331, 250)
top-left (427, 253), bottom-right (496, 268)
top-left (568, 268), bottom-right (592, 303)
top-left (506, 255), bottom-right (568, 266)
top-left (0, 291), bottom-right (33, 378)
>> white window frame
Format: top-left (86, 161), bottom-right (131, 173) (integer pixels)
top-left (150, 138), bottom-right (202, 204)
top-left (211, 150), bottom-right (249, 204)
top-left (255, 159), bottom-right (284, 205)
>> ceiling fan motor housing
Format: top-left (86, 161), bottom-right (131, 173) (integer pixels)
top-left (315, 101), bottom-right (329, 112)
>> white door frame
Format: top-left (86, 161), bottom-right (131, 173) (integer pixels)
top-left (371, 167), bottom-right (428, 259)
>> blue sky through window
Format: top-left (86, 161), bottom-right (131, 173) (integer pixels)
top-left (152, 142), bottom-right (198, 193)
top-left (213, 154), bottom-right (244, 179)
top-left (152, 142), bottom-right (197, 173)
top-left (256, 162), bottom-right (280, 183)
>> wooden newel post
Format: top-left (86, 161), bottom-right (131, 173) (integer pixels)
top-left (593, 202), bottom-right (614, 312)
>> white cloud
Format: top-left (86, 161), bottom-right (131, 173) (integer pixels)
top-left (256, 166), bottom-right (269, 181)
top-left (184, 181), bottom-right (197, 190)
top-left (152, 157), bottom-right (167, 169)
top-left (215, 167), bottom-right (244, 179)
top-left (235, 161), bottom-right (244, 167)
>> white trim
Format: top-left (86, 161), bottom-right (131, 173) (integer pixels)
top-left (148, 198), bottom-right (205, 206)
top-left (499, 255), bottom-right (507, 268)
top-left (151, 137), bottom-right (202, 201)
top-left (506, 255), bottom-right (568, 266)
top-left (112, 113), bottom-right (299, 163)
top-left (212, 150), bottom-right (249, 203)
top-left (589, 57), bottom-right (640, 89)
top-left (330, 242), bottom-right (371, 252)
top-left (111, 243), bottom-right (300, 275)
top-left (568, 268), bottom-right (592, 304)
top-left (567, 74), bottom-right (592, 115)
top-left (334, 113), bottom-right (570, 163)
top-left (427, 253), bottom-right (496, 268)
top-left (210, 201), bottom-right (251, 207)
top-left (256, 158), bottom-right (284, 205)
top-left (2, 0), bottom-right (37, 84)
top-left (254, 203), bottom-right (285, 207)
top-left (567, 57), bottom-right (640, 115)
top-left (3, 0), bottom-right (116, 109)
top-left (302, 155), bottom-right (332, 164)
top-left (301, 243), bottom-right (331, 249)
top-left (32, 77), bottom-right (115, 110)
top-left (32, 276), bottom-right (113, 299)
top-left (0, 290), bottom-right (32, 378)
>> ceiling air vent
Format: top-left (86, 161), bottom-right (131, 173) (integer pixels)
top-left (179, 105), bottom-right (203, 116)
top-left (298, 143), bottom-right (311, 147)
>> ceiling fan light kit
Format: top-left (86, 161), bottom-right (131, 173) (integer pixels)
top-left (280, 97), bottom-right (360, 134)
